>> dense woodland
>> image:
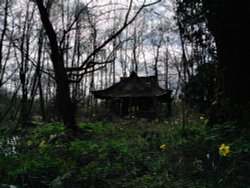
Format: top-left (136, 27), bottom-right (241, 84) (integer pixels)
top-left (0, 0), bottom-right (249, 187)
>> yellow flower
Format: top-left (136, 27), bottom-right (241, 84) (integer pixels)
top-left (27, 140), bottom-right (32, 146)
top-left (39, 140), bottom-right (46, 147)
top-left (219, 143), bottom-right (230, 156)
top-left (49, 134), bottom-right (57, 140)
top-left (160, 144), bottom-right (166, 151)
top-left (200, 116), bottom-right (205, 120)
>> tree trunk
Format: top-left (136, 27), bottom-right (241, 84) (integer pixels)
top-left (35, 0), bottom-right (77, 132)
top-left (203, 0), bottom-right (250, 123)
top-left (19, 8), bottom-right (29, 127)
top-left (0, 0), bottom-right (9, 88)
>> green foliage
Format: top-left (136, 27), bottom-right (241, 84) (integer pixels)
top-left (0, 94), bottom-right (16, 122)
top-left (183, 63), bottom-right (216, 114)
top-left (0, 118), bottom-right (249, 187)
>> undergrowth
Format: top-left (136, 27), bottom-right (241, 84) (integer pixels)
top-left (0, 116), bottom-right (249, 188)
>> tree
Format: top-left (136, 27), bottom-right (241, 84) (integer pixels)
top-left (176, 0), bottom-right (250, 124)
top-left (0, 0), bottom-right (12, 88)
top-left (175, 0), bottom-right (216, 124)
top-left (201, 1), bottom-right (250, 124)
top-left (34, 0), bottom-right (161, 133)
top-left (183, 62), bottom-right (216, 114)
top-left (35, 0), bottom-right (78, 132)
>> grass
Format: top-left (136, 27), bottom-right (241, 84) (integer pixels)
top-left (0, 116), bottom-right (249, 188)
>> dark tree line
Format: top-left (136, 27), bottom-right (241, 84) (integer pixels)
top-left (176, 0), bottom-right (250, 125)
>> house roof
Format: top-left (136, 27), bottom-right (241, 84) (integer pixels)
top-left (92, 72), bottom-right (171, 99)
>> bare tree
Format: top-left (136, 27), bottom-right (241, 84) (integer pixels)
top-left (0, 0), bottom-right (11, 88)
top-left (34, 0), bottom-right (160, 133)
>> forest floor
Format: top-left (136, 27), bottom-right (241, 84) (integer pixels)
top-left (0, 115), bottom-right (250, 188)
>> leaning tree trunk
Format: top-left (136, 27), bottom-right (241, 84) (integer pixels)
top-left (35, 0), bottom-right (77, 132)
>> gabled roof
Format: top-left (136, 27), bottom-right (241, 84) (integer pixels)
top-left (92, 72), bottom-right (171, 99)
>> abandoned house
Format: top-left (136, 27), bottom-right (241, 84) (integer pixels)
top-left (92, 72), bottom-right (172, 119)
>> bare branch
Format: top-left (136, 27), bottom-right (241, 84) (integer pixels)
top-left (59, 1), bottom-right (92, 49)
top-left (68, 65), bottom-right (106, 83)
top-left (69, 0), bottom-right (161, 72)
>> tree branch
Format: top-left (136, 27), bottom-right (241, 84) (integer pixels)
top-left (70, 0), bottom-right (161, 72)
